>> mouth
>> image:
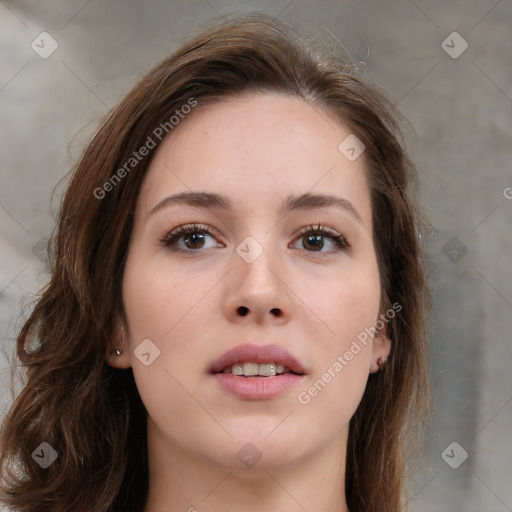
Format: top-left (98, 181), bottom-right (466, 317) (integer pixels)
top-left (209, 343), bottom-right (306, 400)
top-left (209, 342), bottom-right (306, 376)
top-left (216, 361), bottom-right (303, 377)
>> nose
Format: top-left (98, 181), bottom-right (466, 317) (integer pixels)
top-left (222, 246), bottom-right (293, 326)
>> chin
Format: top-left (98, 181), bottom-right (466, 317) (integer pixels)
top-left (202, 427), bottom-right (313, 471)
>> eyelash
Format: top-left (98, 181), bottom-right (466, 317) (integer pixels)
top-left (294, 224), bottom-right (350, 251)
top-left (159, 223), bottom-right (350, 252)
top-left (159, 223), bottom-right (221, 249)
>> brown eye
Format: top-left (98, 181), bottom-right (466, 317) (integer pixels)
top-left (302, 234), bottom-right (324, 251)
top-left (161, 224), bottom-right (222, 252)
top-left (291, 224), bottom-right (349, 253)
top-left (183, 232), bottom-right (206, 249)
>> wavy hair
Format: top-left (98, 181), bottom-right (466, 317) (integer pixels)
top-left (0, 13), bottom-right (431, 512)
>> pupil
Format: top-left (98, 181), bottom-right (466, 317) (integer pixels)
top-left (185, 232), bottom-right (205, 248)
top-left (304, 234), bottom-right (323, 251)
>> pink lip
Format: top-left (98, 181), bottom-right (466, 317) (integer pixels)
top-left (209, 343), bottom-right (306, 400)
top-left (213, 373), bottom-right (304, 400)
top-left (209, 343), bottom-right (306, 375)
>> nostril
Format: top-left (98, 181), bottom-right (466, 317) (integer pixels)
top-left (270, 308), bottom-right (282, 317)
top-left (237, 306), bottom-right (249, 316)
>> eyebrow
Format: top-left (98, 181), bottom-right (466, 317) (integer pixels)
top-left (147, 191), bottom-right (363, 224)
top-left (147, 191), bottom-right (231, 218)
top-left (283, 193), bottom-right (363, 224)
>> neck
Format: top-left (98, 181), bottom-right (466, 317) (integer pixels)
top-left (142, 418), bottom-right (350, 512)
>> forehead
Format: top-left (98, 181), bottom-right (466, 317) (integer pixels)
top-left (136, 93), bottom-right (372, 226)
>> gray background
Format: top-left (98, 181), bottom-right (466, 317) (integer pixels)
top-left (1, 1), bottom-right (511, 510)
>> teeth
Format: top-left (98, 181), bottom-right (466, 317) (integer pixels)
top-left (258, 363), bottom-right (276, 376)
top-left (231, 363), bottom-right (244, 376)
top-left (242, 362), bottom-right (259, 376)
top-left (223, 362), bottom-right (288, 377)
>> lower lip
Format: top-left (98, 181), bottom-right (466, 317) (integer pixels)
top-left (213, 373), bottom-right (304, 400)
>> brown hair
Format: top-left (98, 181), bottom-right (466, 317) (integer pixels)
top-left (0, 13), bottom-right (430, 512)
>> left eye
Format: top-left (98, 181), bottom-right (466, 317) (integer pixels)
top-left (291, 226), bottom-right (348, 252)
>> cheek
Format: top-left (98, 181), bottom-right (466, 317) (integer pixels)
top-left (294, 257), bottom-right (381, 351)
top-left (122, 250), bottom-right (216, 343)
top-left (121, 254), bottom-right (219, 434)
top-left (121, 249), bottom-right (223, 394)
top-left (292, 260), bottom-right (380, 414)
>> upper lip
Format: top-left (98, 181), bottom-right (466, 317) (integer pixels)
top-left (209, 343), bottom-right (306, 375)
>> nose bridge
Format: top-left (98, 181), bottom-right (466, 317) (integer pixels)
top-left (235, 236), bottom-right (280, 295)
top-left (223, 234), bottom-right (292, 323)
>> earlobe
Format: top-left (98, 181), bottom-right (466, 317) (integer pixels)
top-left (105, 322), bottom-right (132, 369)
top-left (369, 332), bottom-right (392, 374)
top-left (376, 356), bottom-right (388, 371)
top-left (105, 348), bottom-right (131, 369)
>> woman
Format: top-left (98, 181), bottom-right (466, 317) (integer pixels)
top-left (0, 13), bottom-right (430, 512)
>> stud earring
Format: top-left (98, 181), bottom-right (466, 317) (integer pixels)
top-left (377, 356), bottom-right (387, 371)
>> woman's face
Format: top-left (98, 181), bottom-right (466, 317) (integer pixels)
top-left (116, 93), bottom-right (390, 471)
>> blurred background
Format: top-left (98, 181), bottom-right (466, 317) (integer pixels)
top-left (1, 1), bottom-right (511, 510)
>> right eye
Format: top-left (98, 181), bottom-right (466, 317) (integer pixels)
top-left (160, 223), bottom-right (224, 252)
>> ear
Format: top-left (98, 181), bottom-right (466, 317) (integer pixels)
top-left (369, 329), bottom-right (392, 374)
top-left (105, 320), bottom-right (132, 369)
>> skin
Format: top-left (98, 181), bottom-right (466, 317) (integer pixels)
top-left (106, 93), bottom-right (391, 512)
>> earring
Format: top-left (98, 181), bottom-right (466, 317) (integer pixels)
top-left (377, 356), bottom-right (387, 371)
